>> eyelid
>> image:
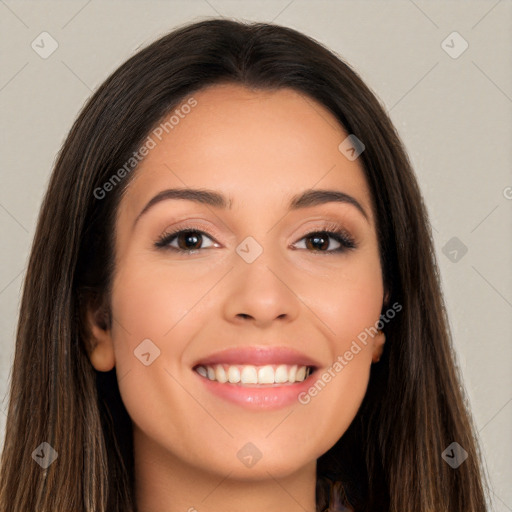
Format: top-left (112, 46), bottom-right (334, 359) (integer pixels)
top-left (158, 219), bottom-right (223, 239)
top-left (292, 220), bottom-right (357, 251)
top-left (155, 220), bottom-right (222, 249)
top-left (294, 220), bottom-right (353, 239)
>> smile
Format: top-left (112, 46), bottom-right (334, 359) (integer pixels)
top-left (194, 363), bottom-right (313, 385)
top-left (191, 345), bottom-right (321, 409)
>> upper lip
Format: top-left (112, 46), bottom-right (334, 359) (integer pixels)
top-left (192, 346), bottom-right (321, 369)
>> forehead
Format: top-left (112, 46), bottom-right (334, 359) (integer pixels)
top-left (119, 83), bottom-right (374, 225)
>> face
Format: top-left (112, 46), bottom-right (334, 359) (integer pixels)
top-left (87, 83), bottom-right (386, 480)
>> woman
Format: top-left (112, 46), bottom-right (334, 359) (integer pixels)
top-left (0, 18), bottom-right (489, 511)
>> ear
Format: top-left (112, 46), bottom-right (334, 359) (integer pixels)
top-left (383, 288), bottom-right (391, 308)
top-left (85, 300), bottom-right (115, 372)
top-left (371, 329), bottom-right (386, 363)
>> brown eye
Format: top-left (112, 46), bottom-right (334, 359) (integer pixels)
top-left (175, 230), bottom-right (203, 250)
top-left (155, 229), bottom-right (218, 252)
top-left (305, 233), bottom-right (330, 251)
top-left (295, 230), bottom-right (357, 253)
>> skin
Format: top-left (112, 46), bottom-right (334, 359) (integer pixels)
top-left (87, 83), bottom-right (387, 512)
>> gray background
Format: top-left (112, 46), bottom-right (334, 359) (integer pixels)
top-left (0, 1), bottom-right (510, 510)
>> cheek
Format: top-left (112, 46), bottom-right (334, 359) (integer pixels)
top-left (107, 258), bottom-right (215, 442)
top-left (110, 258), bottom-right (206, 352)
top-left (307, 253), bottom-right (382, 415)
top-left (296, 270), bottom-right (381, 455)
top-left (317, 249), bottom-right (384, 348)
top-left (107, 258), bottom-right (206, 399)
top-left (294, 354), bottom-right (372, 463)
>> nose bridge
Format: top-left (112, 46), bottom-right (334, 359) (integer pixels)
top-left (222, 235), bottom-right (300, 326)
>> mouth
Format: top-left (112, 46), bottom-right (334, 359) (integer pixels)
top-left (191, 346), bottom-right (320, 409)
top-left (193, 363), bottom-right (315, 386)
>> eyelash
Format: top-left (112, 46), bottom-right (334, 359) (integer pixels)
top-left (154, 221), bottom-right (357, 255)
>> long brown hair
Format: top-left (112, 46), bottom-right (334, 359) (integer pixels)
top-left (0, 18), bottom-right (489, 511)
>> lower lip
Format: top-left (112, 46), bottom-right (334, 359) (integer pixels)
top-left (195, 370), bottom-right (317, 410)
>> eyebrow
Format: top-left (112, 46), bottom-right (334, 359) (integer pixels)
top-left (133, 187), bottom-right (369, 226)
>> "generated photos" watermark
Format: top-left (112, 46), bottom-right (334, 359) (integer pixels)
top-left (298, 301), bottom-right (402, 405)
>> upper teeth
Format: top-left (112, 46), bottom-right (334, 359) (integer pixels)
top-left (195, 364), bottom-right (311, 385)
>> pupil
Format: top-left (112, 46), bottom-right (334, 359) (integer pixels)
top-left (308, 233), bottom-right (328, 251)
top-left (180, 231), bottom-right (201, 250)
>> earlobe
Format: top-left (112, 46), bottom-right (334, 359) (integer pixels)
top-left (372, 329), bottom-right (386, 363)
top-left (85, 305), bottom-right (115, 372)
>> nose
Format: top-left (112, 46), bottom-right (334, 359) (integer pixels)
top-left (221, 248), bottom-right (301, 329)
